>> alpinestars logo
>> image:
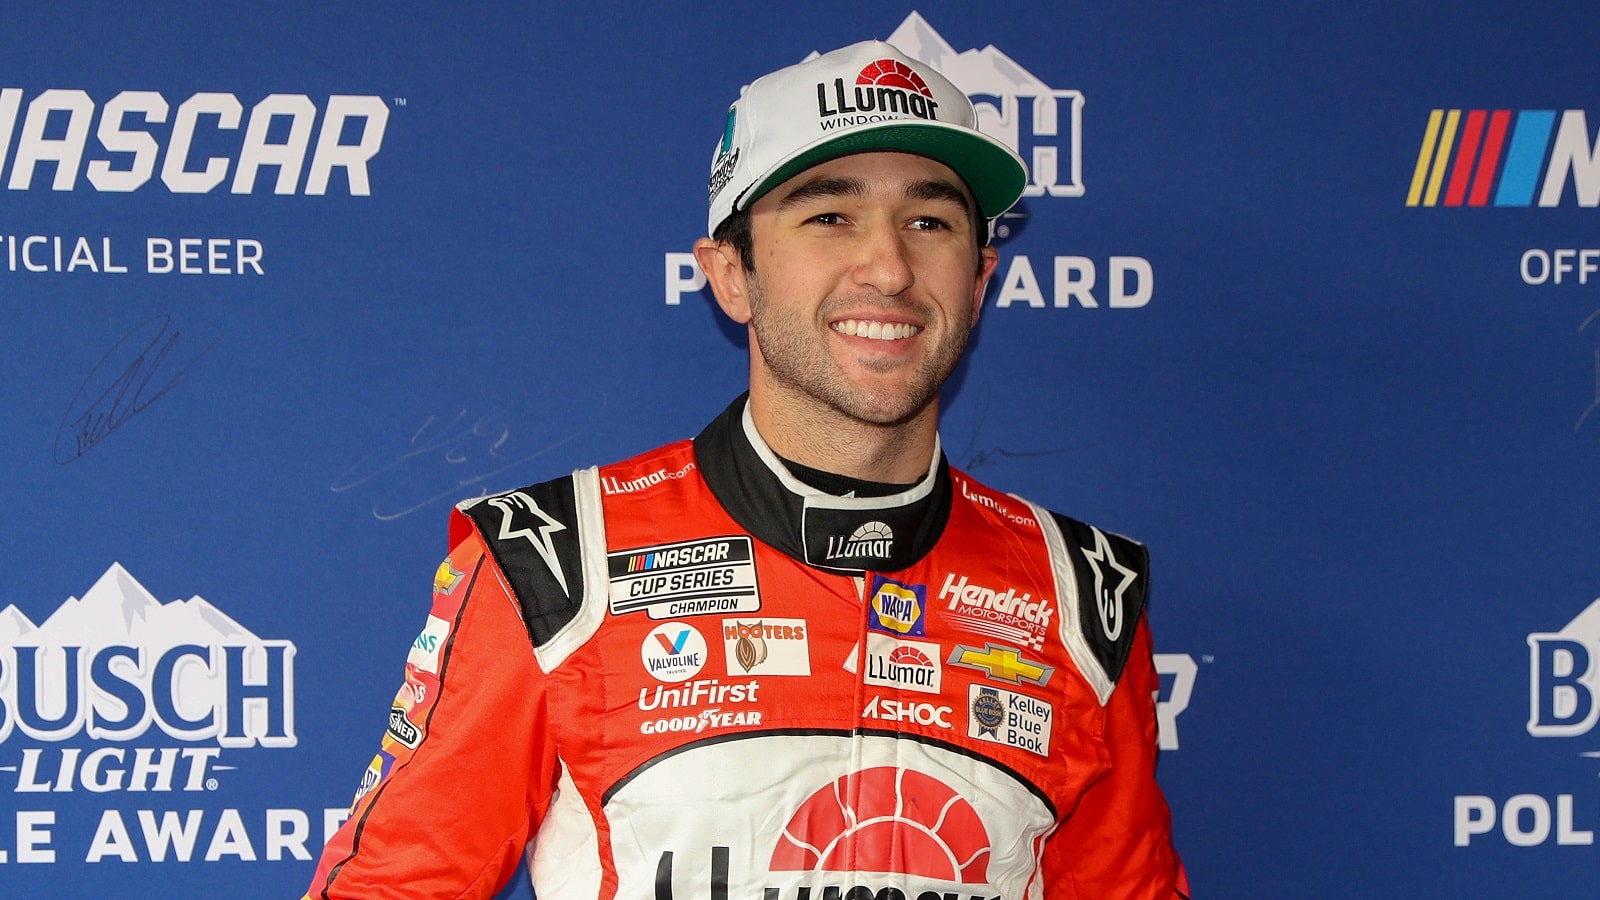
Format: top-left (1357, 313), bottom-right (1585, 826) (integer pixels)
top-left (0, 563), bottom-right (295, 792)
top-left (1528, 599), bottom-right (1600, 737)
top-left (1082, 527), bottom-right (1136, 642)
top-left (488, 491), bottom-right (569, 596)
top-left (770, 767), bottom-right (993, 889)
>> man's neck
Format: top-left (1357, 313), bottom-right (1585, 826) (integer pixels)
top-left (745, 385), bottom-right (940, 483)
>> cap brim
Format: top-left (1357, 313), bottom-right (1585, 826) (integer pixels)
top-left (738, 122), bottom-right (1028, 221)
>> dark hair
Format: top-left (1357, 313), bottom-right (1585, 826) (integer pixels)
top-left (712, 206), bottom-right (757, 274)
top-left (710, 193), bottom-right (989, 276)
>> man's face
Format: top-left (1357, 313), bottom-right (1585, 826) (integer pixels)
top-left (723, 151), bottom-right (999, 429)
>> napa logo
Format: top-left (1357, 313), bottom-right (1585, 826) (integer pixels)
top-left (1408, 108), bottom-right (1600, 207)
top-left (867, 576), bottom-right (926, 637)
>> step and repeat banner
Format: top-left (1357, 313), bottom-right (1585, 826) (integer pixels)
top-left (3, 2), bottom-right (1599, 897)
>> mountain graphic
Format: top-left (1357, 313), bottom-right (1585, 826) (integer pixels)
top-left (3, 562), bottom-right (261, 648)
top-left (1554, 598), bottom-right (1600, 641)
top-left (886, 11), bottom-right (1053, 95)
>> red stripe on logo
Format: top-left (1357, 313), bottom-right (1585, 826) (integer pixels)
top-left (1444, 110), bottom-right (1487, 207)
top-left (1468, 110), bottom-right (1512, 206)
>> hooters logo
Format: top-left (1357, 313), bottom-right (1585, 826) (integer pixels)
top-left (770, 767), bottom-right (991, 884)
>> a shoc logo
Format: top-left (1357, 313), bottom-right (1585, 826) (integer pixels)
top-left (0, 563), bottom-right (295, 794)
top-left (0, 88), bottom-right (389, 194)
top-left (1527, 599), bottom-right (1600, 737)
top-left (1408, 109), bottom-right (1600, 208)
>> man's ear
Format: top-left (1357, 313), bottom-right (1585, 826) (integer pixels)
top-left (971, 245), bottom-right (1000, 326)
top-left (694, 237), bottom-right (752, 325)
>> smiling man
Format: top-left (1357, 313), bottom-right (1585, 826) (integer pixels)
top-left (307, 40), bottom-right (1188, 899)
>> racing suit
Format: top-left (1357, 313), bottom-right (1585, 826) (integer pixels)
top-left (306, 396), bottom-right (1189, 899)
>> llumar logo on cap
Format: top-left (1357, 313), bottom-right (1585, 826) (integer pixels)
top-left (816, 59), bottom-right (940, 129)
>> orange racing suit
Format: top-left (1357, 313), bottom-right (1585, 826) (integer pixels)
top-left (306, 397), bottom-right (1189, 899)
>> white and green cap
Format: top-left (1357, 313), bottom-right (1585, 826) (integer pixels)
top-left (706, 40), bottom-right (1028, 237)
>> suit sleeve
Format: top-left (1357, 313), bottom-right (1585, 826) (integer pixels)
top-left (304, 521), bottom-right (559, 899)
top-left (1043, 617), bottom-right (1190, 898)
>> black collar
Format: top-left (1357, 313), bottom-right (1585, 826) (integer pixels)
top-left (692, 396), bottom-right (952, 575)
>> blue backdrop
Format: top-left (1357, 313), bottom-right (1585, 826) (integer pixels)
top-left (3, 2), bottom-right (1600, 896)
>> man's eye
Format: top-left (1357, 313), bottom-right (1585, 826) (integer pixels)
top-left (910, 216), bottom-right (950, 231)
top-left (807, 213), bottom-right (845, 226)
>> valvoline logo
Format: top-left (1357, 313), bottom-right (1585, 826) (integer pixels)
top-left (867, 576), bottom-right (926, 637)
top-left (1409, 108), bottom-right (1600, 207)
top-left (770, 766), bottom-right (991, 883)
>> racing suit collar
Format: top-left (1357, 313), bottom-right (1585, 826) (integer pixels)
top-left (692, 395), bottom-right (952, 574)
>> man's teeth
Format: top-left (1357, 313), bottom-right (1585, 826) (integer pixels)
top-left (832, 320), bottom-right (921, 340)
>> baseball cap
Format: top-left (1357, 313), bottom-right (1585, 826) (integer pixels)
top-left (706, 40), bottom-right (1029, 237)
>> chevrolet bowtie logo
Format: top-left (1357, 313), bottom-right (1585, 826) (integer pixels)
top-left (434, 560), bottom-right (463, 594)
top-left (948, 643), bottom-right (1054, 687)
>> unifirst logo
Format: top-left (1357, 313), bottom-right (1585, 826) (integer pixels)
top-left (1409, 109), bottom-right (1600, 208)
top-left (0, 87), bottom-right (388, 194)
top-left (1528, 599), bottom-right (1600, 737)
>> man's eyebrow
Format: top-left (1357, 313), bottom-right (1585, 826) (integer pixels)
top-left (906, 178), bottom-right (973, 211)
top-left (776, 176), bottom-right (867, 209)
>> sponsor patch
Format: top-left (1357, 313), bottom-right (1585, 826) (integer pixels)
top-left (433, 559), bottom-right (463, 594)
top-left (863, 695), bottom-right (952, 729)
top-left (386, 705), bottom-right (422, 749)
top-left (722, 618), bottom-right (810, 676)
top-left (968, 684), bottom-right (1053, 757)
top-left (609, 536), bottom-right (760, 619)
top-left (635, 677), bottom-right (763, 736)
top-left (405, 615), bottom-right (450, 675)
top-left (770, 767), bottom-right (990, 883)
top-left (940, 572), bottom-right (1053, 651)
top-left (350, 750), bottom-right (395, 811)
top-left (867, 576), bottom-right (926, 637)
top-left (947, 643), bottom-right (1054, 687)
top-left (824, 520), bottom-right (894, 562)
top-left (863, 634), bottom-right (942, 694)
top-left (641, 622), bottom-right (708, 683)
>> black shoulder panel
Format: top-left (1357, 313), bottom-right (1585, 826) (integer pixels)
top-left (1048, 512), bottom-right (1150, 685)
top-left (461, 476), bottom-right (586, 647)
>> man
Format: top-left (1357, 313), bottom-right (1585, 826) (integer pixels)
top-left (306, 39), bottom-right (1188, 899)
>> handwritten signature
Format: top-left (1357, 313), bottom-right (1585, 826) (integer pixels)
top-left (331, 401), bottom-right (598, 521)
top-left (1578, 308), bottom-right (1600, 433)
top-left (53, 314), bottom-right (210, 464)
top-left (952, 402), bottom-right (1080, 470)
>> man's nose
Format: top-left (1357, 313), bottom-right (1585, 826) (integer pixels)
top-left (850, 223), bottom-right (915, 295)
